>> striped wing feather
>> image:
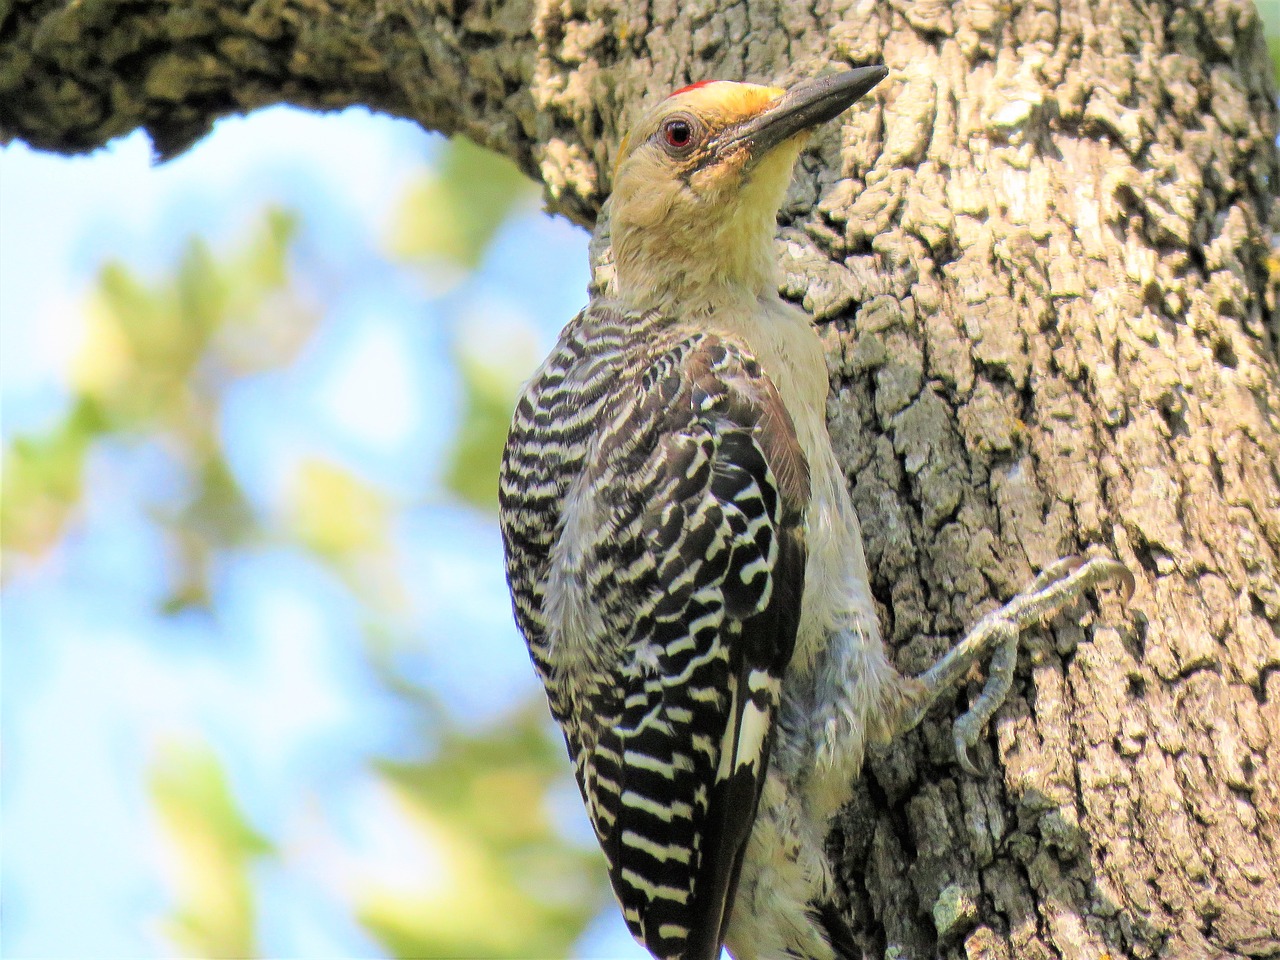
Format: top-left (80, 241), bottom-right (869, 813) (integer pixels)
top-left (512, 326), bottom-right (808, 960)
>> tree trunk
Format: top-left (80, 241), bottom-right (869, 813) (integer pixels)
top-left (7, 0), bottom-right (1279, 956)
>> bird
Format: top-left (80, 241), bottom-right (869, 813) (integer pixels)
top-left (498, 68), bottom-right (1133, 960)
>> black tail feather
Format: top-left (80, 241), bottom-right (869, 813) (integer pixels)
top-left (815, 901), bottom-right (862, 960)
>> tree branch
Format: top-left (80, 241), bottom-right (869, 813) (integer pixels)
top-left (2, 0), bottom-right (606, 216)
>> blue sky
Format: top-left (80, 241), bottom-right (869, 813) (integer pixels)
top-left (1, 107), bottom-right (648, 959)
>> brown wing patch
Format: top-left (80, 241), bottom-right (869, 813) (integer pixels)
top-left (682, 339), bottom-right (809, 515)
top-left (560, 332), bottom-right (809, 958)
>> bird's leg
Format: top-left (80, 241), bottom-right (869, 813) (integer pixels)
top-left (898, 556), bottom-right (1135, 773)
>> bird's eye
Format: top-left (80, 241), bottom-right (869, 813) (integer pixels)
top-left (663, 118), bottom-right (694, 151)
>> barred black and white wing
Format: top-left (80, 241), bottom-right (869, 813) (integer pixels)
top-left (500, 309), bottom-right (809, 960)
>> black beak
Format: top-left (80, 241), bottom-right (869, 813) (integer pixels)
top-left (724, 66), bottom-right (887, 161)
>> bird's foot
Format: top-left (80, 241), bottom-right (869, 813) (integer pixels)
top-left (901, 555), bottom-right (1134, 774)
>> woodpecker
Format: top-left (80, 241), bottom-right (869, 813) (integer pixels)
top-left (499, 69), bottom-right (1132, 960)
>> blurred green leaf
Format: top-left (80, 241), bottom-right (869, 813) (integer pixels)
top-left (362, 705), bottom-right (609, 959)
top-left (287, 457), bottom-right (392, 559)
top-left (6, 136), bottom-right (598, 959)
top-left (0, 397), bottom-right (102, 567)
top-left (282, 457), bottom-right (413, 616)
top-left (443, 347), bottom-right (522, 511)
top-left (159, 453), bottom-right (258, 614)
top-left (150, 740), bottom-right (274, 959)
top-left (2, 209), bottom-right (309, 599)
top-left (442, 314), bottom-right (540, 511)
top-left (1261, 0), bottom-right (1280, 87)
top-left (389, 137), bottom-right (536, 271)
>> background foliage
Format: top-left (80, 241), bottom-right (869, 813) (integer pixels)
top-left (1, 112), bottom-right (640, 958)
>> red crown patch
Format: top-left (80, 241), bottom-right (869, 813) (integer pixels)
top-left (667, 80), bottom-right (718, 98)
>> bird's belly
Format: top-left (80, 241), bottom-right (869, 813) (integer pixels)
top-left (775, 428), bottom-right (908, 818)
top-left (791, 430), bottom-right (880, 673)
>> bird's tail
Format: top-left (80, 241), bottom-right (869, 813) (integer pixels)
top-left (814, 901), bottom-right (862, 960)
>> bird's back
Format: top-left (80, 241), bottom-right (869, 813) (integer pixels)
top-left (499, 301), bottom-right (665, 678)
top-left (498, 297), bottom-right (812, 958)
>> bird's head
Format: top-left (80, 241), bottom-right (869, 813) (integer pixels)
top-left (609, 67), bottom-right (886, 310)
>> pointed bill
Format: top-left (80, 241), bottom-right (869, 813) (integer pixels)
top-left (721, 66), bottom-right (888, 161)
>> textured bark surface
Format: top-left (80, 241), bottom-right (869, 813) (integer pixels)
top-left (8, 0), bottom-right (1280, 956)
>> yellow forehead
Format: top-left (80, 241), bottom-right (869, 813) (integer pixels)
top-left (666, 81), bottom-right (785, 123)
top-left (616, 81), bottom-right (785, 168)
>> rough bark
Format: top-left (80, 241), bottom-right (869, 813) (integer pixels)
top-left (7, 0), bottom-right (1280, 957)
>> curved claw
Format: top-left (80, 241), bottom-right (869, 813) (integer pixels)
top-left (1091, 557), bottom-right (1136, 602)
top-left (1070, 555), bottom-right (1134, 596)
top-left (954, 720), bottom-right (985, 776)
top-left (901, 553), bottom-right (1135, 777)
top-left (951, 629), bottom-right (1016, 776)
